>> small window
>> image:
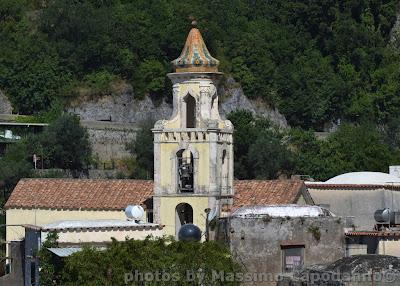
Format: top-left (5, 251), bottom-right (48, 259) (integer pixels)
top-left (282, 246), bottom-right (304, 273)
top-left (185, 95), bottom-right (196, 128)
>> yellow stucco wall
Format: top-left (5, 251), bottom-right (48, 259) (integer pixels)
top-left (158, 196), bottom-right (209, 237)
top-left (6, 208), bottom-right (146, 242)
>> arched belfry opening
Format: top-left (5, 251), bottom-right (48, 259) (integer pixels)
top-left (177, 149), bottom-right (194, 192)
top-left (184, 94), bottom-right (196, 128)
top-left (175, 203), bottom-right (193, 236)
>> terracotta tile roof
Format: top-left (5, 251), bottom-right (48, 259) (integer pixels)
top-left (5, 179), bottom-right (309, 211)
top-left (232, 180), bottom-right (309, 210)
top-left (5, 179), bottom-right (153, 210)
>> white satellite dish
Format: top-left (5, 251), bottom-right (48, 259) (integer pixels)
top-left (125, 205), bottom-right (144, 221)
top-left (207, 206), bottom-right (218, 221)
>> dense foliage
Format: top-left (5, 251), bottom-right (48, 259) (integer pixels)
top-left (0, 0), bottom-right (399, 129)
top-left (0, 114), bottom-right (91, 192)
top-left (61, 237), bottom-right (241, 286)
top-left (228, 110), bottom-right (400, 181)
top-left (38, 232), bottom-right (60, 286)
top-left (290, 123), bottom-right (400, 180)
top-left (227, 111), bottom-right (293, 179)
top-left (126, 121), bottom-right (154, 179)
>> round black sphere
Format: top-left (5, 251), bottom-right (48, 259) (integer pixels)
top-left (178, 224), bottom-right (201, 242)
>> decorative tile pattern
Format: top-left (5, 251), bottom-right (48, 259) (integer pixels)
top-left (172, 28), bottom-right (219, 72)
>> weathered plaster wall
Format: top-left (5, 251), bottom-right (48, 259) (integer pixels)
top-left (308, 188), bottom-right (400, 230)
top-left (0, 241), bottom-right (24, 286)
top-left (218, 216), bottom-right (345, 286)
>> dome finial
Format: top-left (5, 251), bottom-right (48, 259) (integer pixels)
top-left (171, 24), bottom-right (219, 73)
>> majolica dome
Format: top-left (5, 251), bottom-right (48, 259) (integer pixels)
top-left (172, 25), bottom-right (219, 73)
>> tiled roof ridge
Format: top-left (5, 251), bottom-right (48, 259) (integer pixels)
top-left (306, 183), bottom-right (400, 189)
top-left (19, 178), bottom-right (152, 182)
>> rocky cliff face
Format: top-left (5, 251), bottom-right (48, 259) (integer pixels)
top-left (219, 78), bottom-right (288, 129)
top-left (68, 79), bottom-right (288, 129)
top-left (390, 5), bottom-right (400, 51)
top-left (0, 90), bottom-right (12, 114)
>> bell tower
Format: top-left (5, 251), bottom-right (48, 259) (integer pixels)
top-left (153, 24), bottom-right (234, 237)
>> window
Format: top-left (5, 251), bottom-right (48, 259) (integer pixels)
top-left (184, 95), bottom-right (196, 128)
top-left (177, 149), bottom-right (194, 192)
top-left (282, 246), bottom-right (304, 273)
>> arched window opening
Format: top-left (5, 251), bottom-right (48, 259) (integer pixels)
top-left (177, 149), bottom-right (194, 192)
top-left (221, 150), bottom-right (228, 192)
top-left (175, 203), bottom-right (193, 236)
top-left (185, 95), bottom-right (196, 128)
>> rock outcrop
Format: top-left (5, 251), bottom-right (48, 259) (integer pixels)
top-left (390, 5), bottom-right (400, 51)
top-left (68, 79), bottom-right (288, 129)
top-left (0, 90), bottom-right (12, 114)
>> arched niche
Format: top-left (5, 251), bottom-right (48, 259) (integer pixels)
top-left (183, 94), bottom-right (196, 128)
top-left (175, 203), bottom-right (194, 236)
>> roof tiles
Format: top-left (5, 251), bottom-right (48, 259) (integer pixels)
top-left (5, 179), bottom-right (153, 210)
top-left (5, 179), bottom-right (307, 211)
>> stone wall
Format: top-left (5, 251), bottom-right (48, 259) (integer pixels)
top-left (81, 121), bottom-right (139, 164)
top-left (0, 90), bottom-right (12, 114)
top-left (217, 216), bottom-right (345, 286)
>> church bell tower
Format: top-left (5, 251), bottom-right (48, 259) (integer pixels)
top-left (152, 24), bottom-right (234, 237)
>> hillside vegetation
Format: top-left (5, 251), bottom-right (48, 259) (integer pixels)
top-left (1, 1), bottom-right (400, 182)
top-left (0, 0), bottom-right (399, 129)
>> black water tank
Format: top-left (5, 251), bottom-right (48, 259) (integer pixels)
top-left (178, 224), bottom-right (201, 242)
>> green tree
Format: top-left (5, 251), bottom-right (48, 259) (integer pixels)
top-left (248, 131), bottom-right (293, 179)
top-left (38, 232), bottom-right (60, 286)
top-left (34, 114), bottom-right (92, 175)
top-left (0, 141), bottom-right (31, 192)
top-left (126, 121), bottom-right (154, 179)
top-left (290, 123), bottom-right (400, 181)
top-left (227, 110), bottom-right (293, 179)
top-left (62, 237), bottom-right (242, 286)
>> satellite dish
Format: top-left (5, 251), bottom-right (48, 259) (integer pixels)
top-left (125, 205), bottom-right (144, 221)
top-left (207, 206), bottom-right (218, 222)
